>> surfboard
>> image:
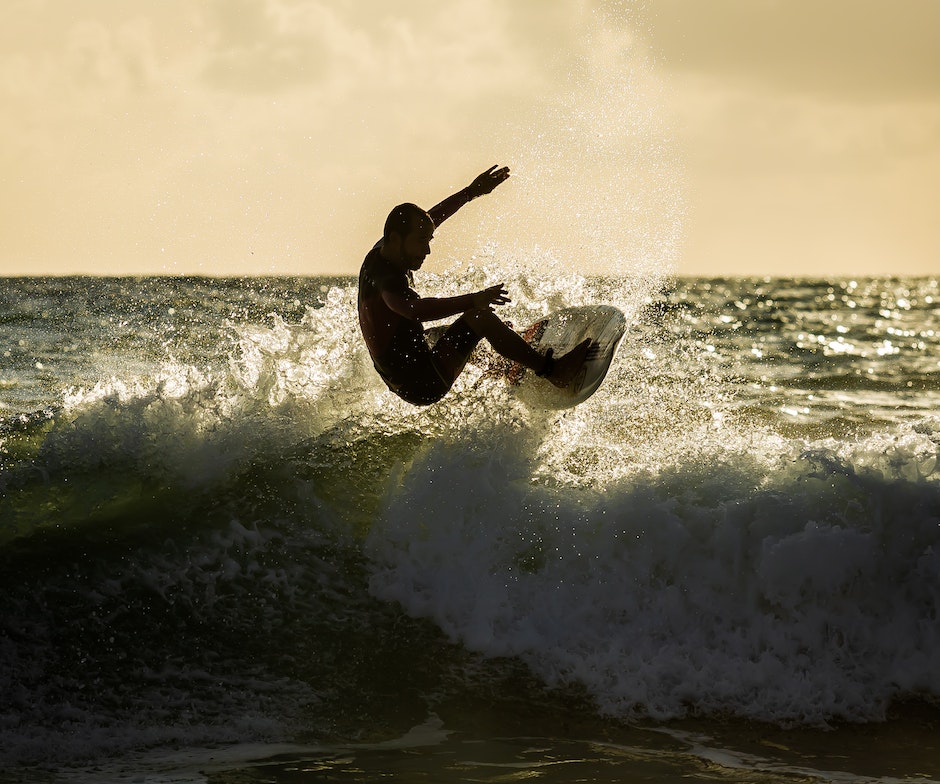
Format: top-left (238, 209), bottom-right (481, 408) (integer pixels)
top-left (507, 305), bottom-right (626, 409)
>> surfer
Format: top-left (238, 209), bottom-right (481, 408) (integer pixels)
top-left (357, 165), bottom-right (591, 406)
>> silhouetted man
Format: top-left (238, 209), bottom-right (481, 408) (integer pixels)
top-left (358, 164), bottom-right (590, 406)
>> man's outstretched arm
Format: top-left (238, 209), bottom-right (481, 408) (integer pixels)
top-left (427, 165), bottom-right (510, 227)
top-left (381, 283), bottom-right (510, 323)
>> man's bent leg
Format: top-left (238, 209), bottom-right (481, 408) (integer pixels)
top-left (462, 308), bottom-right (545, 369)
top-left (462, 308), bottom-right (591, 388)
top-left (430, 317), bottom-right (486, 385)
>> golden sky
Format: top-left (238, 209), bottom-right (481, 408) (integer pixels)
top-left (1, 0), bottom-right (937, 277)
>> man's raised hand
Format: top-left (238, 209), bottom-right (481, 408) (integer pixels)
top-left (467, 165), bottom-right (510, 199)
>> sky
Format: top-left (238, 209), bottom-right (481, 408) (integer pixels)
top-left (1, 0), bottom-right (937, 278)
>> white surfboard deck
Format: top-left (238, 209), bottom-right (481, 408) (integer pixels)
top-left (508, 305), bottom-right (626, 409)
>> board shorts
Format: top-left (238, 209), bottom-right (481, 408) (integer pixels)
top-left (380, 317), bottom-right (482, 406)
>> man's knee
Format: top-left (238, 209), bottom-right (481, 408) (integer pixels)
top-left (462, 307), bottom-right (500, 334)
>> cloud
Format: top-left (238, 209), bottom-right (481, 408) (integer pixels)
top-left (632, 0), bottom-right (940, 101)
top-left (64, 18), bottom-right (160, 93)
top-left (200, 0), bottom-right (331, 91)
top-left (673, 83), bottom-right (940, 176)
top-left (194, 0), bottom-right (548, 101)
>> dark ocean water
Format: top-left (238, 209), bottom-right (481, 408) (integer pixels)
top-left (1, 273), bottom-right (939, 782)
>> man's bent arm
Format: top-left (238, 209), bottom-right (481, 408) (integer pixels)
top-left (382, 283), bottom-right (508, 323)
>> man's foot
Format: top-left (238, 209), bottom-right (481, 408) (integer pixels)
top-left (543, 338), bottom-right (591, 388)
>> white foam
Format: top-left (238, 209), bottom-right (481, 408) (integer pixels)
top-left (366, 418), bottom-right (940, 725)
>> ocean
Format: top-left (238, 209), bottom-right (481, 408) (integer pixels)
top-left (1, 272), bottom-right (939, 783)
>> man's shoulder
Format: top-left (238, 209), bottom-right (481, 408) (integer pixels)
top-left (361, 243), bottom-right (390, 272)
top-left (360, 246), bottom-right (408, 290)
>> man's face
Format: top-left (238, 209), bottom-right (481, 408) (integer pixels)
top-left (401, 218), bottom-right (434, 270)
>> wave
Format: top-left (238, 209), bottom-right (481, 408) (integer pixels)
top-left (368, 424), bottom-right (940, 726)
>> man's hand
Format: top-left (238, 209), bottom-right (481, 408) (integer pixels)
top-left (471, 283), bottom-right (510, 310)
top-left (467, 165), bottom-right (510, 199)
